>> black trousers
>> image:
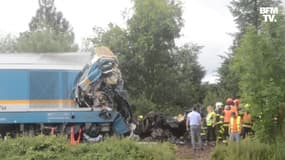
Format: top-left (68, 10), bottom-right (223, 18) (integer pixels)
top-left (242, 127), bottom-right (252, 138)
top-left (223, 126), bottom-right (229, 139)
top-left (207, 126), bottom-right (216, 141)
top-left (215, 124), bottom-right (223, 141)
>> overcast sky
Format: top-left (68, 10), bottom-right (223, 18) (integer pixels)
top-left (0, 0), bottom-right (284, 83)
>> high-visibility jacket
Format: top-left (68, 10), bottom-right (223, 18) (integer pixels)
top-left (216, 114), bottom-right (224, 125)
top-left (230, 116), bottom-right (241, 133)
top-left (230, 105), bottom-right (238, 116)
top-left (206, 111), bottom-right (216, 126)
top-left (223, 110), bottom-right (231, 125)
top-left (242, 113), bottom-right (252, 128)
top-left (201, 126), bottom-right (207, 136)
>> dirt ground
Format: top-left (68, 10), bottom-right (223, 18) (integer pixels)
top-left (176, 144), bottom-right (213, 160)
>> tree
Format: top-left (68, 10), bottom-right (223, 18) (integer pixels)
top-left (217, 54), bottom-right (240, 99)
top-left (126, 0), bottom-right (183, 102)
top-left (90, 24), bottom-right (129, 54)
top-left (231, 12), bottom-right (285, 141)
top-left (214, 0), bottom-right (282, 103)
top-left (202, 83), bottom-right (221, 107)
top-left (16, 0), bottom-right (77, 53)
top-left (0, 34), bottom-right (17, 53)
top-left (171, 44), bottom-right (205, 108)
top-left (229, 0), bottom-right (281, 45)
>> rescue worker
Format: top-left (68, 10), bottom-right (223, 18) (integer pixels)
top-left (226, 98), bottom-right (233, 106)
top-left (229, 112), bottom-right (242, 142)
top-left (200, 118), bottom-right (207, 146)
top-left (242, 104), bottom-right (252, 138)
top-left (206, 105), bottom-right (216, 145)
top-left (232, 99), bottom-right (240, 116)
top-left (134, 115), bottom-right (145, 136)
top-left (223, 102), bottom-right (232, 140)
top-left (215, 102), bottom-right (223, 112)
top-left (215, 107), bottom-right (224, 143)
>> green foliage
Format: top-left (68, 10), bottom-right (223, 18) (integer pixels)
top-left (215, 0), bottom-right (282, 104)
top-left (231, 12), bottom-right (285, 141)
top-left (131, 95), bottom-right (159, 115)
top-left (202, 83), bottom-right (223, 106)
top-left (203, 54), bottom-right (240, 106)
top-left (29, 0), bottom-right (71, 33)
top-left (131, 95), bottom-right (183, 115)
top-left (16, 0), bottom-right (78, 53)
top-left (171, 44), bottom-right (205, 107)
top-left (0, 34), bottom-right (17, 53)
top-left (229, 0), bottom-right (281, 40)
top-left (211, 138), bottom-right (285, 160)
top-left (17, 30), bottom-right (77, 53)
top-left (124, 0), bottom-right (184, 100)
top-left (90, 24), bottom-right (129, 55)
top-left (0, 136), bottom-right (176, 160)
top-left (89, 0), bottom-right (205, 114)
top-left (217, 55), bottom-right (240, 99)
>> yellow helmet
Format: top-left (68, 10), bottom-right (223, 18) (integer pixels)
top-left (138, 115), bottom-right (144, 120)
top-left (177, 114), bottom-right (184, 122)
top-left (244, 103), bottom-right (251, 109)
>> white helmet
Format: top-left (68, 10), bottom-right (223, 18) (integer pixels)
top-left (215, 102), bottom-right (223, 111)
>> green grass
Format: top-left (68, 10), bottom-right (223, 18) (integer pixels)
top-left (211, 138), bottom-right (285, 160)
top-left (0, 135), bottom-right (176, 160)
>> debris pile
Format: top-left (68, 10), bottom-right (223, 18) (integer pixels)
top-left (74, 47), bottom-right (132, 122)
top-left (135, 112), bottom-right (187, 143)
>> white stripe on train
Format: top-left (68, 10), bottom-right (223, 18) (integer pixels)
top-left (0, 64), bottom-right (83, 70)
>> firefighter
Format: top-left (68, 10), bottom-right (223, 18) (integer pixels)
top-left (242, 104), bottom-right (253, 138)
top-left (223, 99), bottom-right (232, 141)
top-left (215, 102), bottom-right (223, 112)
top-left (200, 115), bottom-right (208, 146)
top-left (206, 105), bottom-right (216, 145)
top-left (215, 106), bottom-right (224, 143)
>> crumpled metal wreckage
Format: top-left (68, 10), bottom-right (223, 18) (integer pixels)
top-left (75, 47), bottom-right (132, 121)
top-left (74, 47), bottom-right (188, 143)
top-left (134, 112), bottom-right (187, 144)
top-left (74, 47), bottom-right (133, 142)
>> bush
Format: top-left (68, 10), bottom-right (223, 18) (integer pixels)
top-left (0, 136), bottom-right (176, 160)
top-left (130, 95), bottom-right (160, 115)
top-left (211, 138), bottom-right (285, 160)
top-left (131, 95), bottom-right (182, 116)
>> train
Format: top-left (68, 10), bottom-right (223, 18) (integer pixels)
top-left (0, 49), bottom-right (132, 142)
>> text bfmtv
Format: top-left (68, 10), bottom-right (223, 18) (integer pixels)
top-left (260, 7), bottom-right (279, 22)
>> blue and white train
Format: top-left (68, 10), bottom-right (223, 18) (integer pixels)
top-left (0, 52), bottom-right (131, 140)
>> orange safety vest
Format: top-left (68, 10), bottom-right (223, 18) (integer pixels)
top-left (243, 113), bottom-right (252, 128)
top-left (230, 116), bottom-right (241, 133)
top-left (230, 105), bottom-right (238, 116)
top-left (224, 110), bottom-right (231, 123)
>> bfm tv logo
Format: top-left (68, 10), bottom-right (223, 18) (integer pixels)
top-left (260, 7), bottom-right (278, 22)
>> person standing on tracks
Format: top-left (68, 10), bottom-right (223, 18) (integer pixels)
top-left (206, 105), bottom-right (216, 145)
top-left (186, 106), bottom-right (202, 151)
